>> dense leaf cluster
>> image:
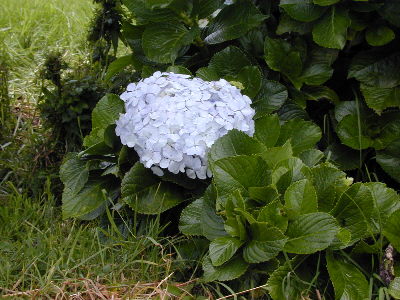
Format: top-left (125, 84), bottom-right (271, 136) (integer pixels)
top-left (60, 0), bottom-right (400, 298)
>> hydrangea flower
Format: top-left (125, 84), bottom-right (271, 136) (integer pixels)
top-left (115, 71), bottom-right (255, 179)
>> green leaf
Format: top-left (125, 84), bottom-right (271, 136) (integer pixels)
top-left (383, 210), bottom-right (400, 251)
top-left (276, 118), bottom-right (321, 155)
top-left (262, 141), bottom-right (293, 169)
top-left (212, 155), bottom-right (271, 199)
top-left (253, 80), bottom-right (288, 118)
top-left (243, 225), bottom-right (287, 263)
top-left (366, 182), bottom-right (400, 232)
top-left (204, 1), bottom-right (266, 44)
top-left (326, 251), bottom-right (369, 300)
top-left (122, 0), bottom-right (178, 24)
top-left (92, 94), bottom-right (125, 130)
top-left (331, 183), bottom-right (374, 245)
top-left (179, 198), bottom-right (203, 236)
top-left (365, 25), bottom-right (395, 46)
top-left (209, 236), bottom-right (243, 266)
top-left (324, 143), bottom-right (362, 171)
top-left (202, 187), bottom-right (228, 240)
top-left (121, 162), bottom-right (184, 214)
top-left (207, 46), bottom-right (252, 77)
top-left (280, 0), bottom-right (327, 22)
top-left (284, 212), bottom-right (339, 254)
top-left (376, 139), bottom-right (400, 183)
top-left (254, 114), bottom-right (280, 148)
top-left (389, 277), bottom-right (400, 299)
top-left (60, 153), bottom-right (89, 195)
top-left (62, 178), bottom-right (110, 219)
top-left (166, 65), bottom-right (192, 75)
top-left (310, 163), bottom-right (348, 212)
top-left (276, 12), bottom-right (313, 35)
top-left (192, 0), bottom-right (223, 19)
top-left (236, 66), bottom-right (261, 98)
top-left (336, 114), bottom-right (374, 150)
top-left (313, 0), bottom-right (340, 6)
top-left (266, 257), bottom-right (308, 300)
top-left (298, 149), bottom-right (324, 167)
top-left (249, 185), bottom-right (280, 204)
top-left (264, 37), bottom-right (303, 89)
top-left (284, 179), bottom-right (318, 219)
top-left (142, 23), bottom-right (198, 63)
top-left (258, 200), bottom-right (288, 232)
top-left (202, 255), bottom-right (248, 282)
top-left (348, 52), bottom-right (400, 88)
top-left (312, 6), bottom-right (350, 49)
top-left (104, 55), bottom-right (134, 82)
top-left (361, 84), bottom-right (400, 113)
top-left (209, 129), bottom-right (266, 162)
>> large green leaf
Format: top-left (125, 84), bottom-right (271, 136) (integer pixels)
top-left (202, 255), bottom-right (248, 282)
top-left (243, 224), bottom-right (287, 263)
top-left (92, 94), bottom-right (124, 130)
top-left (336, 114), bottom-right (374, 150)
top-left (284, 179), bottom-right (317, 219)
top-left (122, 0), bottom-right (178, 24)
top-left (310, 163), bottom-right (349, 212)
top-left (236, 66), bottom-right (262, 98)
top-left (348, 52), bottom-right (400, 88)
top-left (280, 0), bottom-right (327, 22)
top-left (284, 212), bottom-right (339, 254)
top-left (60, 153), bottom-right (89, 196)
top-left (326, 252), bottom-right (369, 300)
top-left (142, 23), bottom-right (198, 63)
top-left (254, 114), bottom-right (280, 148)
top-left (376, 139), bottom-right (400, 183)
top-left (312, 6), bottom-right (350, 49)
top-left (365, 25), bottom-right (395, 47)
top-left (204, 1), bottom-right (266, 44)
top-left (262, 141), bottom-right (293, 169)
top-left (62, 178), bottom-right (110, 219)
top-left (367, 182), bottom-right (400, 232)
top-left (361, 84), bottom-right (400, 113)
top-left (179, 198), bottom-right (204, 236)
top-left (209, 129), bottom-right (266, 162)
top-left (121, 162), bottom-right (184, 214)
top-left (209, 236), bottom-right (243, 266)
top-left (212, 155), bottom-right (271, 198)
top-left (383, 210), bottom-right (400, 251)
top-left (253, 80), bottom-right (288, 118)
top-left (331, 183), bottom-right (374, 245)
top-left (276, 118), bottom-right (321, 155)
top-left (264, 37), bottom-right (303, 89)
top-left (389, 277), bottom-right (400, 299)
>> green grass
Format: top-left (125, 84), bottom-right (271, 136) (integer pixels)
top-left (0, 0), bottom-right (95, 103)
top-left (0, 183), bottom-right (198, 298)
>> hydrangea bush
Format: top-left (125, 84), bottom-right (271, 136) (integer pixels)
top-left (60, 0), bottom-right (400, 298)
top-left (116, 71), bottom-right (254, 179)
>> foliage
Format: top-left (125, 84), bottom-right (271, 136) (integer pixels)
top-left (58, 0), bottom-right (400, 298)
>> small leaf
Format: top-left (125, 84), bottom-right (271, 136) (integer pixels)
top-left (142, 23), bottom-right (198, 63)
top-left (179, 198), bottom-right (203, 236)
top-left (209, 236), bottom-right (243, 266)
top-left (166, 65), bottom-right (192, 75)
top-left (121, 163), bottom-right (184, 214)
top-left (60, 153), bottom-right (89, 195)
top-left (326, 251), bottom-right (369, 300)
top-left (104, 55), bottom-right (134, 81)
top-left (204, 1), bottom-right (266, 44)
top-left (284, 179), bottom-right (318, 219)
top-left (298, 149), bottom-right (324, 167)
top-left (258, 200), bottom-right (288, 232)
top-left (312, 6), bottom-right (351, 49)
top-left (365, 25), bottom-right (395, 46)
top-left (202, 255), bottom-right (248, 282)
top-left (284, 212), bottom-right (339, 254)
top-left (236, 66), bottom-right (262, 98)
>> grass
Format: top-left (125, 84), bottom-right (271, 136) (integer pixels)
top-left (0, 182), bottom-right (204, 298)
top-left (0, 0), bottom-right (95, 103)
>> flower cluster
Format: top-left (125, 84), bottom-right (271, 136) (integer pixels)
top-left (115, 71), bottom-right (255, 179)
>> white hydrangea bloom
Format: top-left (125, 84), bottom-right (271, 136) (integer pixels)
top-left (115, 71), bottom-right (255, 179)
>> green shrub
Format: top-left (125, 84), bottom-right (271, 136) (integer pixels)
top-left (60, 0), bottom-right (400, 298)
